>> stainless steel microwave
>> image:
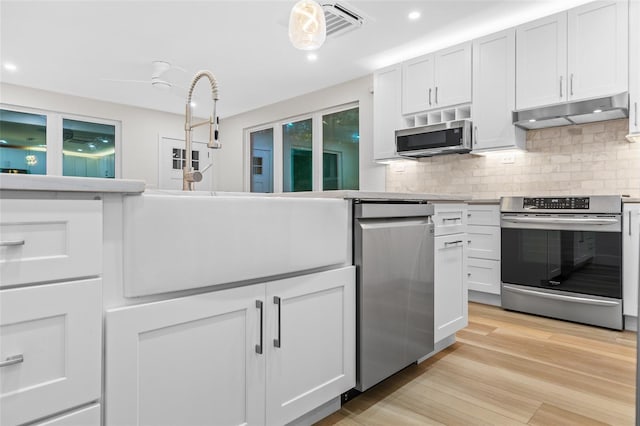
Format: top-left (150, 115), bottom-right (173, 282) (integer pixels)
top-left (395, 120), bottom-right (472, 157)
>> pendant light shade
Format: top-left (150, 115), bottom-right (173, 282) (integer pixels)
top-left (288, 0), bottom-right (326, 50)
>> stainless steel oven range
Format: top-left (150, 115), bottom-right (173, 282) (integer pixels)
top-left (500, 195), bottom-right (623, 330)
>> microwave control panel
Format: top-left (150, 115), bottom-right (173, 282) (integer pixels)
top-left (523, 197), bottom-right (590, 209)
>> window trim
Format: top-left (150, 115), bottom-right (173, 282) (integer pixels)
top-left (243, 102), bottom-right (358, 193)
top-left (1, 103), bottom-right (122, 178)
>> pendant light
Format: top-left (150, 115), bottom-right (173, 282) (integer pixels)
top-left (288, 0), bottom-right (326, 50)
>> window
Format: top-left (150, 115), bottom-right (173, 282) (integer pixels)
top-left (0, 106), bottom-right (120, 178)
top-left (62, 118), bottom-right (116, 178)
top-left (0, 109), bottom-right (47, 174)
top-left (249, 128), bottom-right (274, 193)
top-left (245, 104), bottom-right (359, 193)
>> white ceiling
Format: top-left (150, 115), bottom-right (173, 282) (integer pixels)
top-left (1, 0), bottom-right (593, 118)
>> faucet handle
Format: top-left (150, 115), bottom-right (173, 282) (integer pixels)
top-left (184, 170), bottom-right (203, 183)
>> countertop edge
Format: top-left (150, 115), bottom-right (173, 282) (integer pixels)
top-left (0, 175), bottom-right (146, 194)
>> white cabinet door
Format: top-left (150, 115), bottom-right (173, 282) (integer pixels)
top-left (434, 235), bottom-right (468, 342)
top-left (467, 258), bottom-right (501, 295)
top-left (567, 1), bottom-right (627, 101)
top-left (105, 284), bottom-right (265, 426)
top-left (433, 203), bottom-right (468, 236)
top-left (1, 280), bottom-right (101, 426)
top-left (467, 204), bottom-right (501, 227)
top-left (266, 267), bottom-right (355, 426)
top-left (373, 65), bottom-right (403, 160)
top-left (629, 0), bottom-right (640, 136)
top-left (516, 13), bottom-right (567, 109)
top-left (434, 43), bottom-right (472, 108)
top-left (623, 204), bottom-right (640, 317)
top-left (468, 225), bottom-right (500, 260)
top-left (472, 29), bottom-right (524, 151)
top-left (402, 54), bottom-right (434, 114)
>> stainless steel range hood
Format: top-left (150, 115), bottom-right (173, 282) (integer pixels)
top-left (513, 92), bottom-right (628, 130)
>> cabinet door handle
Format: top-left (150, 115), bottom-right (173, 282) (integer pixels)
top-left (570, 73), bottom-right (574, 97)
top-left (444, 240), bottom-right (463, 246)
top-left (559, 76), bottom-right (563, 98)
top-left (273, 296), bottom-right (281, 348)
top-left (255, 300), bottom-right (263, 355)
top-left (474, 126), bottom-right (478, 145)
top-left (435, 86), bottom-right (438, 104)
top-left (630, 210), bottom-right (633, 236)
top-left (0, 240), bottom-right (25, 247)
top-left (428, 88), bottom-right (432, 106)
top-left (635, 102), bottom-right (638, 127)
top-left (0, 354), bottom-right (24, 368)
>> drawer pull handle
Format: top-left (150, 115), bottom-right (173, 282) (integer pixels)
top-left (0, 354), bottom-right (24, 367)
top-left (444, 240), bottom-right (463, 246)
top-left (0, 240), bottom-right (25, 247)
top-left (442, 218), bottom-right (460, 222)
top-left (273, 296), bottom-right (282, 348)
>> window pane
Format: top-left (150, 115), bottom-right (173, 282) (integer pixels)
top-left (63, 119), bottom-right (115, 178)
top-left (283, 119), bottom-right (312, 192)
top-left (250, 128), bottom-right (274, 193)
top-left (322, 107), bottom-right (359, 190)
top-left (0, 109), bottom-right (47, 175)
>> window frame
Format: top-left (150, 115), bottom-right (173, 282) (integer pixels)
top-left (1, 103), bottom-right (122, 178)
top-left (243, 102), bottom-right (358, 193)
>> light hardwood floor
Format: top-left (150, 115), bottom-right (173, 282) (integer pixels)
top-left (316, 302), bottom-right (637, 426)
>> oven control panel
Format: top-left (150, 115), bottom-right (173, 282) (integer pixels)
top-left (523, 197), bottom-right (590, 209)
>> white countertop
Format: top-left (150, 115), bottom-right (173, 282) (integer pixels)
top-left (0, 174), bottom-right (146, 193)
top-left (267, 190), bottom-right (469, 201)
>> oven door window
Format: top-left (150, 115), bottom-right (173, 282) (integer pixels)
top-left (502, 229), bottom-right (621, 298)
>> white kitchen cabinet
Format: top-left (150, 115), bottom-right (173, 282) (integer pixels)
top-left (401, 42), bottom-right (471, 115)
top-left (265, 267), bottom-right (355, 425)
top-left (0, 280), bottom-right (102, 426)
top-left (105, 266), bottom-right (355, 426)
top-left (466, 204), bottom-right (501, 295)
top-left (434, 234), bottom-right (468, 342)
top-left (433, 203), bottom-right (468, 236)
top-left (516, 1), bottom-right (627, 109)
top-left (623, 203), bottom-right (640, 317)
top-left (472, 29), bottom-right (525, 152)
top-left (0, 199), bottom-right (102, 287)
top-left (629, 0), bottom-right (640, 137)
top-left (373, 64), bottom-right (403, 160)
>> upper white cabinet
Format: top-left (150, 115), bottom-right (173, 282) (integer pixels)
top-left (629, 0), bottom-right (640, 136)
top-left (373, 64), bottom-right (403, 160)
top-left (402, 42), bottom-right (472, 115)
top-left (623, 204), bottom-right (640, 318)
top-left (106, 267), bottom-right (355, 426)
top-left (472, 29), bottom-right (525, 152)
top-left (516, 2), bottom-right (628, 109)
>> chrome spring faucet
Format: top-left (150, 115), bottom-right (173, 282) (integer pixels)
top-left (183, 70), bottom-right (221, 190)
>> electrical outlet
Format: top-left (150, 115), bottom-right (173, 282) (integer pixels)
top-left (501, 153), bottom-right (515, 164)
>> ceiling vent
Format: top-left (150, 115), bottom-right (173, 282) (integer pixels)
top-left (323, 3), bottom-right (364, 38)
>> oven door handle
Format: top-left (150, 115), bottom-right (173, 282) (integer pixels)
top-left (501, 217), bottom-right (619, 225)
top-left (502, 285), bottom-right (620, 306)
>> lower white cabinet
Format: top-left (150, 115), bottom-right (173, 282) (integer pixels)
top-left (466, 204), bottom-right (501, 295)
top-left (434, 234), bottom-right (468, 342)
top-left (0, 280), bottom-right (102, 426)
top-left (623, 203), bottom-right (640, 317)
top-left (467, 258), bottom-right (501, 295)
top-left (105, 266), bottom-right (355, 426)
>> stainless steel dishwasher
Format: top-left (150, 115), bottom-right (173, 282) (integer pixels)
top-left (353, 200), bottom-right (435, 392)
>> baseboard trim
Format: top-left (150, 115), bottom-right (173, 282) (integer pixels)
top-left (469, 290), bottom-right (501, 306)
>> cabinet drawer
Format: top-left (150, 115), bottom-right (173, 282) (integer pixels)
top-left (468, 225), bottom-right (500, 260)
top-left (468, 258), bottom-right (501, 295)
top-left (0, 199), bottom-right (102, 287)
top-left (467, 204), bottom-right (500, 226)
top-left (34, 404), bottom-right (100, 426)
top-left (434, 204), bottom-right (467, 236)
top-left (0, 280), bottom-right (101, 426)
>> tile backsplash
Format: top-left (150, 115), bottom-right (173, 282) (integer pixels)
top-left (386, 119), bottom-right (640, 198)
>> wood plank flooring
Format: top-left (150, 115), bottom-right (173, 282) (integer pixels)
top-left (316, 303), bottom-right (637, 426)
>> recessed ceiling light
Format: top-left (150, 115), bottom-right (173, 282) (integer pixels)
top-left (307, 53), bottom-right (318, 62)
top-left (77, 149), bottom-right (83, 152)
top-left (593, 109), bottom-right (602, 113)
top-left (190, 101), bottom-right (197, 107)
top-left (408, 11), bottom-right (421, 21)
top-left (3, 63), bottom-right (17, 72)
top-left (528, 119), bottom-right (536, 123)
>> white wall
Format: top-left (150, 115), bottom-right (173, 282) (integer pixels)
top-left (2, 77), bottom-right (386, 192)
top-left (215, 75), bottom-right (386, 192)
top-left (0, 83), bottom-right (210, 188)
